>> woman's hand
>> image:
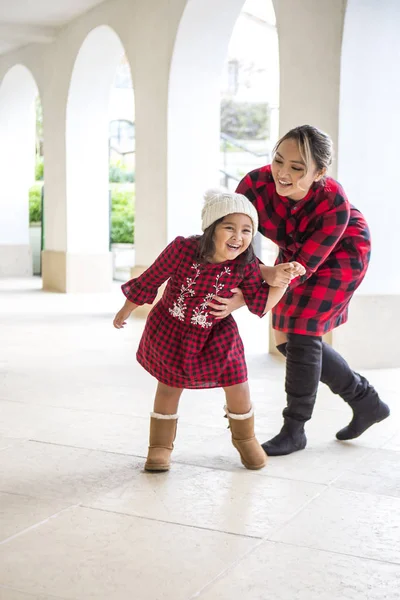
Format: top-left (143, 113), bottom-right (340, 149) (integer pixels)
top-left (260, 264), bottom-right (293, 287)
top-left (207, 288), bottom-right (245, 319)
top-left (113, 300), bottom-right (137, 329)
top-left (290, 261), bottom-right (306, 277)
top-left (260, 262), bottom-right (306, 287)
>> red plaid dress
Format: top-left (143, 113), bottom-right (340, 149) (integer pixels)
top-left (122, 236), bottom-right (270, 388)
top-left (236, 165), bottom-right (371, 336)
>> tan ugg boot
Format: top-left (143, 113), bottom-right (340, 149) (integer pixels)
top-left (225, 406), bottom-right (267, 470)
top-left (144, 412), bottom-right (178, 472)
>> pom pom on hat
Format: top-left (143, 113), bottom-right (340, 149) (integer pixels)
top-left (201, 188), bottom-right (259, 237)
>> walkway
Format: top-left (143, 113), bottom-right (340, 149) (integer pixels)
top-left (0, 278), bottom-right (399, 599)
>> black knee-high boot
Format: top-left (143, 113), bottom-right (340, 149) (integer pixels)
top-left (262, 334), bottom-right (322, 456)
top-left (276, 341), bottom-right (390, 441)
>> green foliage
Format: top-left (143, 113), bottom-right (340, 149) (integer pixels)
top-left (35, 96), bottom-right (43, 157)
top-left (28, 181), bottom-right (135, 245)
top-left (221, 99), bottom-right (270, 140)
top-left (29, 183), bottom-right (43, 223)
top-left (109, 160), bottom-right (135, 183)
top-left (29, 184), bottom-right (42, 223)
top-left (110, 184), bottom-right (135, 244)
top-left (35, 156), bottom-right (44, 181)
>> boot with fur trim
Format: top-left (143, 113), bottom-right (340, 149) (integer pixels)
top-left (225, 406), bottom-right (267, 470)
top-left (144, 412), bottom-right (178, 472)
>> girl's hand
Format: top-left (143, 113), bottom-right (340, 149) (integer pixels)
top-left (113, 300), bottom-right (137, 329)
top-left (207, 288), bottom-right (245, 319)
top-left (260, 264), bottom-right (293, 288)
top-left (260, 263), bottom-right (306, 287)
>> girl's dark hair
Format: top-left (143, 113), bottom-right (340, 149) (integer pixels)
top-left (273, 125), bottom-right (333, 176)
top-left (193, 217), bottom-right (256, 272)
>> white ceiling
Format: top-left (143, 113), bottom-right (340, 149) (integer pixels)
top-left (0, 0), bottom-right (106, 55)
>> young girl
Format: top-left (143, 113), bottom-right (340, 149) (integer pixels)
top-left (113, 189), bottom-right (304, 471)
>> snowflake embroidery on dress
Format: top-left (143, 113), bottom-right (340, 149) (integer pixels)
top-left (191, 267), bottom-right (231, 328)
top-left (169, 263), bottom-right (201, 322)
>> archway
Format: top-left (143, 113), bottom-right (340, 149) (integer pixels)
top-left (66, 25), bottom-right (134, 284)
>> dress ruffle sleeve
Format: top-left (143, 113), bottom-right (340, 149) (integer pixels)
top-left (121, 236), bottom-right (185, 305)
top-left (240, 259), bottom-right (270, 317)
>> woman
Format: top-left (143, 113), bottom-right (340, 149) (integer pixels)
top-left (208, 125), bottom-right (390, 456)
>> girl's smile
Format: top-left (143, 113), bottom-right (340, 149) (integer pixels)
top-left (211, 214), bottom-right (253, 263)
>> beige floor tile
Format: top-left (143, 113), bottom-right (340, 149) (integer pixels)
top-left (269, 487), bottom-right (400, 563)
top-left (14, 403), bottom-right (233, 458)
top-left (264, 441), bottom-right (374, 485)
top-left (0, 441), bottom-right (137, 503)
top-left (1, 279), bottom-right (400, 600)
top-left (196, 540), bottom-right (400, 600)
top-left (0, 362), bottom-right (155, 415)
top-left (88, 462), bottom-right (323, 537)
top-left (0, 492), bottom-right (70, 543)
top-left (0, 506), bottom-right (257, 600)
top-left (0, 438), bottom-right (26, 451)
top-left (383, 430), bottom-right (400, 452)
top-left (0, 588), bottom-right (66, 600)
top-left (0, 402), bottom-right (44, 439)
top-left (333, 448), bottom-right (400, 497)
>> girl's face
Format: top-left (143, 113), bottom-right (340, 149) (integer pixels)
top-left (271, 138), bottom-right (325, 201)
top-left (212, 213), bottom-right (253, 263)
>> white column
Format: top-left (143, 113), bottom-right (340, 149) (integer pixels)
top-left (334, 0), bottom-right (400, 368)
top-left (167, 0), bottom-right (245, 243)
top-left (269, 0), bottom-right (344, 355)
top-left (274, 0), bottom-right (343, 176)
top-left (0, 65), bottom-right (36, 276)
top-left (43, 25), bottom-right (131, 292)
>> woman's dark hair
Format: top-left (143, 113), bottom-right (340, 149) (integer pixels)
top-left (273, 125), bottom-right (333, 176)
top-left (193, 216), bottom-right (256, 271)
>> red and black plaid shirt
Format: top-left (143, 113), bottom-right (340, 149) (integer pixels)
top-left (236, 165), bottom-right (371, 336)
top-left (122, 236), bottom-right (270, 388)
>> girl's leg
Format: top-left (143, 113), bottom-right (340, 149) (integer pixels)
top-left (274, 335), bottom-right (390, 441)
top-left (262, 333), bottom-right (323, 456)
top-left (153, 381), bottom-right (183, 414)
top-left (224, 382), bottom-right (266, 470)
top-left (224, 382), bottom-right (251, 414)
top-left (145, 382), bottom-right (183, 472)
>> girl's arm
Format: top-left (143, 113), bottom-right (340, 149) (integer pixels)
top-left (209, 261), bottom-right (304, 318)
top-left (113, 299), bottom-right (138, 329)
top-left (121, 236), bottom-right (186, 305)
top-left (113, 236), bottom-right (186, 329)
top-left (262, 285), bottom-right (287, 314)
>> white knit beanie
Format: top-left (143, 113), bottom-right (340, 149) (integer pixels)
top-left (201, 189), bottom-right (259, 238)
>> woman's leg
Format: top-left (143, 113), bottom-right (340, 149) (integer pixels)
top-left (224, 382), bottom-right (266, 469)
top-left (274, 334), bottom-right (390, 440)
top-left (145, 382), bottom-right (183, 472)
top-left (262, 333), bottom-right (323, 456)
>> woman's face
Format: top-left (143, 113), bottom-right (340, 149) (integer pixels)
top-left (271, 138), bottom-right (324, 201)
top-left (212, 214), bottom-right (253, 263)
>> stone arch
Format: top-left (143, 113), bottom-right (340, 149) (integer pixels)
top-left (66, 25), bottom-right (134, 260)
top-left (167, 0), bottom-right (278, 239)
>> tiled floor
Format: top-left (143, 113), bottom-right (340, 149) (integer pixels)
top-left (0, 278), bottom-right (399, 600)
